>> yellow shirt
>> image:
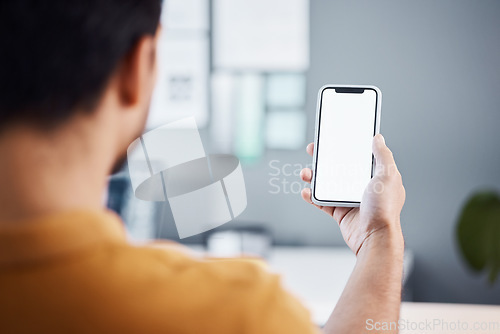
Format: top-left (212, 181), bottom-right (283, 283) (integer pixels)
top-left (0, 210), bottom-right (317, 333)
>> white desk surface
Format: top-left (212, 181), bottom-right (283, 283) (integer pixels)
top-left (267, 246), bottom-right (413, 325)
top-left (267, 248), bottom-right (500, 332)
top-left (400, 302), bottom-right (500, 334)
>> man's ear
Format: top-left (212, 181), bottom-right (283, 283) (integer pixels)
top-left (115, 31), bottom-right (159, 109)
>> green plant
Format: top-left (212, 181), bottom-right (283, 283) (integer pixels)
top-left (456, 190), bottom-right (500, 284)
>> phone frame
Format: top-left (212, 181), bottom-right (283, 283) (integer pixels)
top-left (311, 84), bottom-right (382, 207)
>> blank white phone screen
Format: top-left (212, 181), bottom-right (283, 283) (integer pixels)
top-left (314, 88), bottom-right (377, 203)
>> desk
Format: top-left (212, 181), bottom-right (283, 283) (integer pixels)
top-left (266, 248), bottom-right (499, 331)
top-left (267, 247), bottom-right (414, 325)
top-left (185, 245), bottom-right (498, 330)
top-left (400, 302), bottom-right (500, 334)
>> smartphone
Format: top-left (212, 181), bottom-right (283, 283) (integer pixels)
top-left (311, 85), bottom-right (381, 207)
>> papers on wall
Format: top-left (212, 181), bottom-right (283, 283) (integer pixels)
top-left (210, 71), bottom-right (236, 153)
top-left (266, 109), bottom-right (307, 150)
top-left (147, 1), bottom-right (209, 130)
top-left (267, 74), bottom-right (306, 108)
top-left (147, 35), bottom-right (209, 129)
top-left (162, 0), bottom-right (209, 31)
top-left (213, 0), bottom-right (309, 71)
top-left (234, 74), bottom-right (266, 162)
top-left (264, 73), bottom-right (307, 150)
top-left (148, 0), bottom-right (310, 154)
top-left (210, 72), bottom-right (308, 154)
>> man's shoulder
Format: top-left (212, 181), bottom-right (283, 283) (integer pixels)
top-left (46, 240), bottom-right (316, 334)
top-left (104, 242), bottom-right (316, 333)
top-left (111, 242), bottom-right (277, 290)
top-left (98, 243), bottom-right (284, 327)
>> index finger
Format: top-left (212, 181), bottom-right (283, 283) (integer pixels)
top-left (306, 143), bottom-right (314, 157)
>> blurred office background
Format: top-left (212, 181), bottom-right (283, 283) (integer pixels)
top-left (109, 0), bottom-right (500, 306)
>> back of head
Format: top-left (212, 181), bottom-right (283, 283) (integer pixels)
top-left (0, 0), bottom-right (162, 131)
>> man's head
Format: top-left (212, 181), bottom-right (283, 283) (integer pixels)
top-left (0, 0), bottom-right (162, 173)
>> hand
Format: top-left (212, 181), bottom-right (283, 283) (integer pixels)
top-left (300, 134), bottom-right (405, 255)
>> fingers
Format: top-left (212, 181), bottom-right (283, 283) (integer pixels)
top-left (301, 187), bottom-right (313, 204)
top-left (301, 142), bottom-right (335, 217)
top-left (332, 207), bottom-right (354, 228)
top-left (301, 144), bottom-right (314, 184)
top-left (306, 143), bottom-right (314, 157)
top-left (301, 188), bottom-right (322, 211)
top-left (300, 168), bottom-right (312, 183)
top-left (300, 186), bottom-right (354, 224)
top-left (301, 188), bottom-right (335, 216)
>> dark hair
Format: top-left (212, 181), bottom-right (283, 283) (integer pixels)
top-left (0, 0), bottom-right (162, 129)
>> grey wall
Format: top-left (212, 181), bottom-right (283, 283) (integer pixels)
top-left (237, 0), bottom-right (500, 304)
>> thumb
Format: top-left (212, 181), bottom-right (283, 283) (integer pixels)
top-left (373, 134), bottom-right (396, 175)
